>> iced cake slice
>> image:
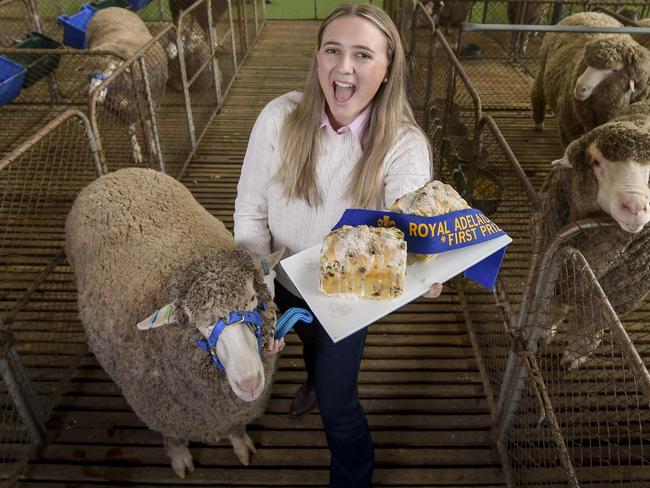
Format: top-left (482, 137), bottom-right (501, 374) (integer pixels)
top-left (319, 225), bottom-right (407, 300)
top-left (390, 180), bottom-right (470, 262)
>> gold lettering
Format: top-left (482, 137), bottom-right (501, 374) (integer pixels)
top-left (409, 222), bottom-right (417, 237)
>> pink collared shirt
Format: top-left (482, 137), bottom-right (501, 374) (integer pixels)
top-left (234, 91), bottom-right (431, 294)
top-left (319, 105), bottom-right (372, 146)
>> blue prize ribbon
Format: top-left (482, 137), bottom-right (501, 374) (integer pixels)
top-left (331, 208), bottom-right (509, 290)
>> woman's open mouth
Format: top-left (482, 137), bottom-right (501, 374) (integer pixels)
top-left (333, 80), bottom-right (356, 103)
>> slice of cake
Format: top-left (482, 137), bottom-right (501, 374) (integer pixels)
top-left (319, 225), bottom-right (407, 300)
top-left (390, 180), bottom-right (470, 263)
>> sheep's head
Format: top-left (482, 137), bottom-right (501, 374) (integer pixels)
top-left (77, 55), bottom-right (126, 104)
top-left (135, 248), bottom-right (282, 402)
top-left (554, 120), bottom-right (650, 233)
top-left (575, 38), bottom-right (650, 102)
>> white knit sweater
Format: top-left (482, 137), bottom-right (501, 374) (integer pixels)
top-left (234, 91), bottom-right (432, 294)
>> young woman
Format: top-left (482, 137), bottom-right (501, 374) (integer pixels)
top-left (235, 4), bottom-right (441, 487)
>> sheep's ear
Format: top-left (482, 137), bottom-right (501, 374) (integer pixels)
top-left (551, 155), bottom-right (572, 168)
top-left (557, 138), bottom-right (589, 169)
top-left (627, 46), bottom-right (650, 99)
top-left (136, 302), bottom-right (182, 331)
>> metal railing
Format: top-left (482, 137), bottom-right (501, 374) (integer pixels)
top-left (0, 110), bottom-right (101, 486)
top-left (0, 0), bottom-right (265, 177)
top-left (398, 2), bottom-right (650, 486)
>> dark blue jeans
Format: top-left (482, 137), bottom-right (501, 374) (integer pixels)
top-left (275, 282), bottom-right (374, 488)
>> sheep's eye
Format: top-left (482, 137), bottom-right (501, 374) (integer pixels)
top-left (250, 295), bottom-right (255, 302)
top-left (590, 158), bottom-right (600, 167)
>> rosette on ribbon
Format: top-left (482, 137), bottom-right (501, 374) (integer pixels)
top-left (332, 208), bottom-right (509, 290)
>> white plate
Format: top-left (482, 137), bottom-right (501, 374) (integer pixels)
top-left (280, 234), bottom-right (512, 342)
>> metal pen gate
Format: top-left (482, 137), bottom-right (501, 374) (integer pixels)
top-left (402, 2), bottom-right (650, 486)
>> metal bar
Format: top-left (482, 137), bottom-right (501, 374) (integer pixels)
top-left (564, 248), bottom-right (650, 407)
top-left (238, 0), bottom-right (248, 55)
top-left (175, 4), bottom-right (200, 152)
top-left (525, 354), bottom-right (581, 488)
top-left (252, 0), bottom-right (258, 34)
top-left (2, 253), bottom-right (66, 325)
top-left (461, 23), bottom-right (650, 34)
top-left (227, 0), bottom-right (239, 70)
top-left (478, 116), bottom-right (541, 211)
top-left (138, 55), bottom-right (165, 172)
top-left (421, 7), bottom-right (435, 137)
top-left (457, 284), bottom-right (500, 416)
top-left (495, 219), bottom-right (618, 441)
top-left (0, 110), bottom-right (98, 172)
top-left (25, 0), bottom-right (42, 32)
top-left (157, 0), bottom-right (165, 21)
top-left (206, 0), bottom-right (223, 107)
top-left (0, 351), bottom-right (44, 445)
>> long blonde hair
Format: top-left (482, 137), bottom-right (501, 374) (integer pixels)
top-left (275, 3), bottom-right (429, 208)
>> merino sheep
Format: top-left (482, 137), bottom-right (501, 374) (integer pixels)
top-left (65, 168), bottom-right (282, 478)
top-left (531, 12), bottom-right (650, 146)
top-left (84, 8), bottom-right (169, 165)
top-left (537, 100), bottom-right (650, 369)
top-left (507, 0), bottom-right (549, 55)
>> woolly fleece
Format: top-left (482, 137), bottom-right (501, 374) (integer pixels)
top-left (65, 168), bottom-right (277, 443)
top-left (531, 12), bottom-right (650, 147)
top-left (537, 100), bottom-right (650, 315)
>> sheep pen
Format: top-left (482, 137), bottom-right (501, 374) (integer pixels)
top-left (84, 7), bottom-right (169, 166)
top-left (65, 168), bottom-right (281, 479)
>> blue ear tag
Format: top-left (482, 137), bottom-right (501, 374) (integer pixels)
top-left (275, 308), bottom-right (313, 339)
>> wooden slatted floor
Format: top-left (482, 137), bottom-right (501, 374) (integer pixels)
top-left (7, 19), bottom-right (618, 487)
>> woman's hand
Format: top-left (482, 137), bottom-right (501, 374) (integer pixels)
top-left (263, 337), bottom-right (286, 357)
top-left (422, 283), bottom-right (443, 299)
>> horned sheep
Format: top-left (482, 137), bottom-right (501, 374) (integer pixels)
top-left (531, 12), bottom-right (650, 147)
top-left (84, 8), bottom-right (169, 165)
top-left (65, 168), bottom-right (281, 478)
top-left (536, 100), bottom-right (650, 369)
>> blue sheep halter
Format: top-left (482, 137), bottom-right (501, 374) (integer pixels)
top-left (196, 302), bottom-right (313, 371)
top-left (196, 303), bottom-right (266, 371)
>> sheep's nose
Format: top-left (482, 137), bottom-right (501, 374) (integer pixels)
top-left (574, 85), bottom-right (589, 99)
top-left (621, 195), bottom-right (648, 216)
top-left (235, 373), bottom-right (262, 395)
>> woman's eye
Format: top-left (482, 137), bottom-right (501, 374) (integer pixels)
top-left (325, 48), bottom-right (338, 55)
top-left (357, 52), bottom-right (371, 59)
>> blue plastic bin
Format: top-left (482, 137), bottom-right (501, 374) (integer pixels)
top-left (128, 0), bottom-right (151, 10)
top-left (58, 4), bottom-right (98, 49)
top-left (0, 56), bottom-right (27, 107)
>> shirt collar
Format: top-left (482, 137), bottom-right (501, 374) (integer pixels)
top-left (320, 105), bottom-right (372, 145)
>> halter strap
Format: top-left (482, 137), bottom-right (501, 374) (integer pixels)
top-left (196, 308), bottom-right (264, 371)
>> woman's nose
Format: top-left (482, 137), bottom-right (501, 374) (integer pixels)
top-left (337, 54), bottom-right (353, 74)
